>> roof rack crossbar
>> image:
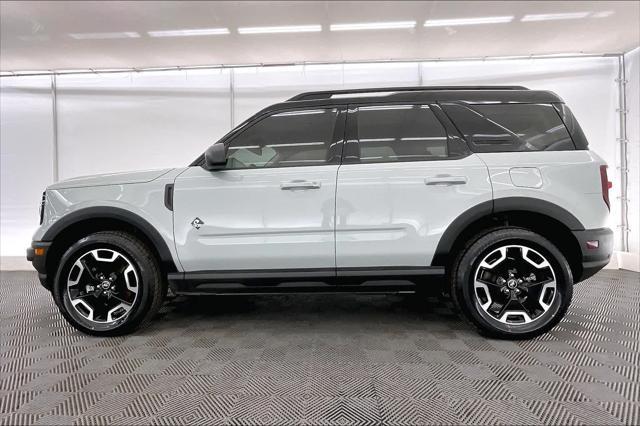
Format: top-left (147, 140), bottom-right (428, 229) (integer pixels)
top-left (288, 86), bottom-right (529, 101)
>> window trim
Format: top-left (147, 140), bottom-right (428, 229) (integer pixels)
top-left (208, 105), bottom-right (347, 171)
top-left (342, 102), bottom-right (470, 165)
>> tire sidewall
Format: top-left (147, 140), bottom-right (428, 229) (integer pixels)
top-left (454, 229), bottom-right (573, 338)
top-left (53, 233), bottom-right (155, 335)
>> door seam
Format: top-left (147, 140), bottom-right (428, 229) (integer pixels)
top-left (333, 164), bottom-right (340, 274)
top-left (474, 153), bottom-right (495, 211)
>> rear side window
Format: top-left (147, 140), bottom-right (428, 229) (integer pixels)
top-left (442, 103), bottom-right (575, 152)
top-left (224, 108), bottom-right (340, 169)
top-left (354, 105), bottom-right (449, 163)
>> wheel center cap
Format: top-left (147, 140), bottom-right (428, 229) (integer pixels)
top-left (507, 279), bottom-right (518, 289)
top-left (100, 280), bottom-right (111, 290)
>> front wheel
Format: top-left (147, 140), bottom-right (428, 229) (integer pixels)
top-left (52, 231), bottom-right (165, 336)
top-left (451, 228), bottom-right (573, 339)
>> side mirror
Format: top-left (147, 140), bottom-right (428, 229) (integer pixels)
top-left (203, 144), bottom-right (228, 171)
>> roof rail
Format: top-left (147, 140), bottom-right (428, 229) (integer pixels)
top-left (288, 86), bottom-right (529, 101)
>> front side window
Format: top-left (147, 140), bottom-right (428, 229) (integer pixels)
top-left (442, 103), bottom-right (575, 152)
top-left (354, 105), bottom-right (449, 163)
top-left (225, 108), bottom-right (340, 169)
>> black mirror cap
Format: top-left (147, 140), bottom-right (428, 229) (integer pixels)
top-left (203, 144), bottom-right (228, 171)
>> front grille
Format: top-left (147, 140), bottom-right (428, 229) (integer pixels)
top-left (39, 191), bottom-right (46, 225)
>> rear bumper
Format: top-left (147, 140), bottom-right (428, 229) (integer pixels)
top-left (572, 227), bottom-right (613, 282)
top-left (27, 241), bottom-right (52, 290)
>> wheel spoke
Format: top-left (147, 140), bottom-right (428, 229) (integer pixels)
top-left (523, 277), bottom-right (555, 288)
top-left (515, 299), bottom-right (534, 318)
top-left (80, 258), bottom-right (97, 280)
top-left (476, 276), bottom-right (504, 287)
top-left (110, 293), bottom-right (132, 305)
top-left (72, 292), bottom-right (95, 300)
top-left (496, 300), bottom-right (512, 318)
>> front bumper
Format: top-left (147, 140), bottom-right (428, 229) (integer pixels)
top-left (27, 241), bottom-right (52, 290)
top-left (572, 227), bottom-right (613, 282)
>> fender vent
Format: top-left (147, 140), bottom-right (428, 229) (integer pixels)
top-left (164, 184), bottom-right (174, 211)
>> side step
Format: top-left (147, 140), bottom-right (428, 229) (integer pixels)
top-left (168, 267), bottom-right (445, 295)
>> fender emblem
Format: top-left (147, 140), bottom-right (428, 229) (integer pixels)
top-left (191, 217), bottom-right (204, 229)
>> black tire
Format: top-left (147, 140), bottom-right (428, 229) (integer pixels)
top-left (52, 231), bottom-right (165, 336)
top-left (450, 227), bottom-right (573, 340)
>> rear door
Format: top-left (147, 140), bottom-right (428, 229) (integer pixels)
top-left (335, 103), bottom-right (492, 269)
top-left (173, 106), bottom-right (346, 272)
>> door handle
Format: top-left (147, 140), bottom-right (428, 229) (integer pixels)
top-left (425, 176), bottom-right (468, 186)
top-left (280, 180), bottom-right (321, 190)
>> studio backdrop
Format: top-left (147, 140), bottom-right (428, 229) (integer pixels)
top-left (1, 52), bottom-right (638, 269)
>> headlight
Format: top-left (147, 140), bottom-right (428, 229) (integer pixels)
top-left (39, 191), bottom-right (46, 225)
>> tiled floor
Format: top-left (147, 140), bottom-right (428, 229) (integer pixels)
top-left (1, 270), bottom-right (638, 425)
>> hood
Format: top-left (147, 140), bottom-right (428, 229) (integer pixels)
top-left (48, 168), bottom-right (173, 190)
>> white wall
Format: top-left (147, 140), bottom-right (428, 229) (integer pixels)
top-left (0, 56), bottom-right (632, 270)
top-left (624, 48), bottom-right (640, 271)
top-left (0, 76), bottom-right (55, 267)
top-left (233, 63), bottom-right (420, 126)
top-left (56, 70), bottom-right (231, 179)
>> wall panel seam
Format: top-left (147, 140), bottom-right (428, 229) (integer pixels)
top-left (50, 74), bottom-right (59, 182)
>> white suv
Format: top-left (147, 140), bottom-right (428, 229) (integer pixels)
top-left (27, 86), bottom-right (613, 339)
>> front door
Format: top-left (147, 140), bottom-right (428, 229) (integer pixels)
top-left (174, 106), bottom-right (346, 272)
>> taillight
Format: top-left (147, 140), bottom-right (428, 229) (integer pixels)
top-left (600, 165), bottom-right (612, 210)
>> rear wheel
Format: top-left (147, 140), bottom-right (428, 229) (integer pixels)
top-left (52, 231), bottom-right (165, 336)
top-left (451, 228), bottom-right (573, 339)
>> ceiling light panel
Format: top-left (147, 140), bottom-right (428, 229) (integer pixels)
top-left (69, 32), bottom-right (140, 40)
top-left (521, 12), bottom-right (590, 22)
top-left (591, 11), bottom-right (615, 18)
top-left (330, 21), bottom-right (416, 31)
top-left (148, 28), bottom-right (230, 37)
top-left (238, 25), bottom-right (322, 34)
top-left (424, 16), bottom-right (514, 27)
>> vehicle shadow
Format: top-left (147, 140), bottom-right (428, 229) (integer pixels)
top-left (145, 291), bottom-right (470, 337)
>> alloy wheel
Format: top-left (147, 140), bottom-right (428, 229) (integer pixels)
top-left (66, 248), bottom-right (139, 324)
top-left (473, 244), bottom-right (556, 325)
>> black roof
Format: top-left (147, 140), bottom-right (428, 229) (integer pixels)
top-left (259, 86), bottom-right (564, 115)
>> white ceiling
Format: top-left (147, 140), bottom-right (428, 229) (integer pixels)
top-left (1, 0), bottom-right (639, 71)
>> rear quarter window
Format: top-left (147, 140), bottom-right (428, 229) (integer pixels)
top-left (442, 103), bottom-right (576, 152)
